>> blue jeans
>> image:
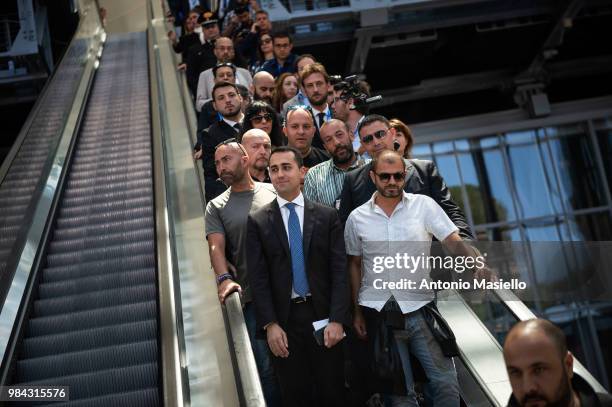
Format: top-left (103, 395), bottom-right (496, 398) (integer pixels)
top-left (243, 302), bottom-right (281, 407)
top-left (391, 308), bottom-right (459, 407)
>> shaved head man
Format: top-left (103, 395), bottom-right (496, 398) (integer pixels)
top-left (251, 71), bottom-right (275, 104)
top-left (241, 129), bottom-right (272, 183)
top-left (503, 319), bottom-right (610, 407)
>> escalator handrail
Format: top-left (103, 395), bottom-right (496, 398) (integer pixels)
top-left (147, 1), bottom-right (266, 405)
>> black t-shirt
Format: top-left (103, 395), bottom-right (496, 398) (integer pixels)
top-left (302, 147), bottom-right (330, 171)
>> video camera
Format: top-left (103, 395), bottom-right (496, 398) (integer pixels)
top-left (332, 74), bottom-right (382, 110)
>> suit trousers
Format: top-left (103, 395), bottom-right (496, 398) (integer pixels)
top-left (271, 300), bottom-right (345, 407)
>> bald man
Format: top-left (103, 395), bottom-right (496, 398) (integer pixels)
top-left (251, 71), bottom-right (275, 105)
top-left (205, 140), bottom-right (280, 405)
top-left (241, 129), bottom-right (272, 183)
top-left (504, 319), bottom-right (611, 407)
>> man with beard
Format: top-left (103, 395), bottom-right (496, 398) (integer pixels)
top-left (344, 149), bottom-right (463, 407)
top-left (338, 114), bottom-right (473, 240)
top-left (504, 319), bottom-right (612, 407)
top-left (205, 140), bottom-right (280, 406)
top-left (331, 79), bottom-right (371, 157)
top-left (283, 106), bottom-right (329, 172)
top-left (304, 119), bottom-right (363, 208)
top-left (300, 63), bottom-right (332, 149)
top-left (242, 128), bottom-right (272, 183)
top-left (195, 82), bottom-right (244, 202)
top-left (251, 71), bottom-right (275, 105)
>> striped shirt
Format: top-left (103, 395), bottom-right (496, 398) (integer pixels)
top-left (303, 157), bottom-right (365, 208)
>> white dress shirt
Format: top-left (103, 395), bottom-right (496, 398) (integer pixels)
top-left (312, 105), bottom-right (332, 130)
top-left (276, 192), bottom-right (309, 298)
top-left (221, 114), bottom-right (243, 131)
top-left (344, 191), bottom-right (458, 314)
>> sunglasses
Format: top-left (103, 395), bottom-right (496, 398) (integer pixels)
top-left (251, 113), bottom-right (272, 124)
top-left (215, 138), bottom-right (247, 155)
top-left (374, 171), bottom-right (405, 182)
top-left (361, 129), bottom-right (388, 144)
top-left (261, 38), bottom-right (272, 44)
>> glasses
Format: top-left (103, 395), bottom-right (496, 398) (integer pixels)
top-left (251, 113), bottom-right (272, 124)
top-left (374, 171), bottom-right (405, 182)
top-left (361, 129), bottom-right (388, 144)
top-left (215, 138), bottom-right (247, 155)
top-left (261, 38), bottom-right (272, 44)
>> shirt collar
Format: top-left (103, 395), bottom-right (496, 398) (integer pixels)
top-left (330, 155), bottom-right (361, 172)
top-left (312, 104), bottom-right (330, 117)
top-left (222, 114), bottom-right (243, 128)
top-left (368, 190), bottom-right (411, 211)
top-left (277, 192), bottom-right (305, 209)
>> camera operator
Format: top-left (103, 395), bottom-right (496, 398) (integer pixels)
top-left (331, 76), bottom-right (372, 158)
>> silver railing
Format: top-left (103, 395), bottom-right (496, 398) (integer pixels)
top-left (148, 0), bottom-right (265, 405)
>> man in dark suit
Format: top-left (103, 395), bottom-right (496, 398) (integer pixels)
top-left (194, 82), bottom-right (243, 202)
top-left (247, 146), bottom-right (350, 406)
top-left (338, 114), bottom-right (474, 240)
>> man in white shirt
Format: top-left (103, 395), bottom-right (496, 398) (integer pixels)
top-left (344, 149), bottom-right (464, 407)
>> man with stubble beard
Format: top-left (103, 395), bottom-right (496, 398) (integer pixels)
top-left (195, 82), bottom-right (244, 202)
top-left (300, 63), bottom-right (332, 149)
top-left (242, 128), bottom-right (272, 183)
top-left (504, 319), bottom-right (612, 407)
top-left (304, 119), bottom-right (364, 208)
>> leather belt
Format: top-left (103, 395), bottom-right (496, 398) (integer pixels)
top-left (291, 296), bottom-right (311, 304)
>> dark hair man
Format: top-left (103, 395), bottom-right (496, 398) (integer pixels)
top-left (247, 146), bottom-right (350, 406)
top-left (241, 128), bottom-right (272, 183)
top-left (205, 140), bottom-right (280, 406)
top-left (283, 106), bottom-right (329, 171)
top-left (281, 54), bottom-right (317, 116)
top-left (338, 114), bottom-right (473, 240)
top-left (260, 32), bottom-right (297, 78)
top-left (303, 119), bottom-right (363, 208)
top-left (195, 82), bottom-right (244, 202)
top-left (345, 149), bottom-right (468, 406)
top-left (504, 319), bottom-right (612, 407)
top-left (186, 12), bottom-right (221, 95)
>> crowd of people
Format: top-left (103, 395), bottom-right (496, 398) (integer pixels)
top-left (168, 4), bottom-right (609, 407)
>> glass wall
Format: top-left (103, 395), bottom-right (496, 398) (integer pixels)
top-left (413, 116), bottom-right (612, 390)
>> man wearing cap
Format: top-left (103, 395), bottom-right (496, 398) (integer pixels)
top-left (186, 12), bottom-right (221, 96)
top-left (196, 37), bottom-right (253, 111)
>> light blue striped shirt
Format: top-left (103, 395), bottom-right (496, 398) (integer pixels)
top-left (303, 157), bottom-right (365, 208)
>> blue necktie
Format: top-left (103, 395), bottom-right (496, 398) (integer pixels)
top-left (285, 203), bottom-right (309, 297)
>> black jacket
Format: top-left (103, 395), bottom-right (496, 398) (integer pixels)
top-left (508, 374), bottom-right (612, 407)
top-left (247, 198), bottom-right (351, 336)
top-left (186, 41), bottom-right (216, 96)
top-left (338, 159), bottom-right (474, 240)
top-left (198, 119), bottom-right (242, 178)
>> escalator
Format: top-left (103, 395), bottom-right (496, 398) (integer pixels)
top-left (5, 32), bottom-right (161, 405)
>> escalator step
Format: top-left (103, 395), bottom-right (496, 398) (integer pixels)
top-left (45, 240), bottom-right (154, 268)
top-left (16, 340), bottom-right (158, 382)
top-left (33, 284), bottom-right (157, 317)
top-left (51, 217), bottom-right (153, 241)
top-left (16, 363), bottom-right (158, 401)
top-left (23, 319), bottom-right (157, 358)
top-left (57, 196), bottom-right (153, 219)
top-left (42, 253), bottom-right (154, 282)
top-left (27, 301), bottom-right (157, 337)
top-left (39, 388), bottom-right (160, 407)
top-left (48, 228), bottom-right (154, 254)
top-left (61, 179), bottom-right (152, 199)
top-left (60, 186), bottom-right (153, 209)
top-left (55, 206), bottom-right (153, 229)
top-left (38, 268), bottom-right (156, 299)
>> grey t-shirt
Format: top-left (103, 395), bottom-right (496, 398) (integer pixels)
top-left (205, 182), bottom-right (277, 302)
